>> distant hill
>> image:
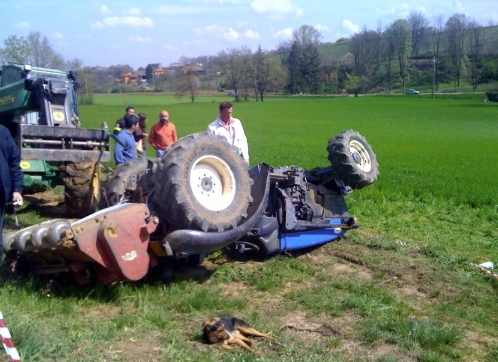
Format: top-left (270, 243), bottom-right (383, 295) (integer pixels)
top-left (320, 41), bottom-right (350, 63)
top-left (318, 25), bottom-right (498, 64)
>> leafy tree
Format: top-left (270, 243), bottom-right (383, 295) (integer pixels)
top-left (285, 42), bottom-right (302, 94)
top-left (145, 64), bottom-right (153, 82)
top-left (287, 25), bottom-right (322, 94)
top-left (0, 35), bottom-right (29, 64)
top-left (344, 72), bottom-right (367, 97)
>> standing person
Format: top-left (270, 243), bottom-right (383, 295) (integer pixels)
top-left (0, 125), bottom-right (23, 265)
top-left (114, 114), bottom-right (139, 165)
top-left (148, 110), bottom-right (178, 158)
top-left (114, 106), bottom-right (135, 135)
top-left (207, 101), bottom-right (249, 166)
top-left (134, 113), bottom-right (148, 155)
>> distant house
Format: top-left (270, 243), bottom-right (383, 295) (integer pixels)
top-left (153, 68), bottom-right (167, 76)
top-left (180, 65), bottom-right (208, 76)
top-left (120, 70), bottom-right (147, 86)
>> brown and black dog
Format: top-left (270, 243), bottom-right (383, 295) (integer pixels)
top-left (202, 317), bottom-right (276, 354)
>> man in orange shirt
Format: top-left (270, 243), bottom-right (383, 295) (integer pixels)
top-left (148, 110), bottom-right (178, 157)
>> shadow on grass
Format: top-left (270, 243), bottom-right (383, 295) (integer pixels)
top-left (0, 253), bottom-right (216, 302)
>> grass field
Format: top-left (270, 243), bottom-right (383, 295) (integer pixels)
top-left (1, 94), bottom-right (497, 361)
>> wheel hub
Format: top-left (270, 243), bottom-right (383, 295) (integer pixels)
top-left (351, 151), bottom-right (362, 166)
top-left (200, 177), bottom-right (213, 192)
top-left (349, 140), bottom-right (372, 172)
top-left (190, 155), bottom-right (236, 211)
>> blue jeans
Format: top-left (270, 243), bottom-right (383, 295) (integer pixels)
top-left (156, 149), bottom-right (166, 158)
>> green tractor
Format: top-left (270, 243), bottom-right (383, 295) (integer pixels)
top-left (0, 63), bottom-right (110, 217)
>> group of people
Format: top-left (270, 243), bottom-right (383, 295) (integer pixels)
top-left (113, 101), bottom-right (249, 166)
top-left (0, 101), bottom-right (250, 263)
top-left (113, 107), bottom-right (178, 164)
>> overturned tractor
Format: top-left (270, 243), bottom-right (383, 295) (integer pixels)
top-left (3, 130), bottom-right (379, 284)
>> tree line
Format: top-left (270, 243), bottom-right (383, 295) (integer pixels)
top-left (1, 12), bottom-right (498, 101)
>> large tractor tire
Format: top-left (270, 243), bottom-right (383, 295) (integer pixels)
top-left (98, 157), bottom-right (153, 209)
top-left (152, 132), bottom-right (252, 232)
top-left (327, 130), bottom-right (379, 189)
top-left (64, 161), bottom-right (100, 218)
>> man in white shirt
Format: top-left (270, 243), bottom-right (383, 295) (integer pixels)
top-left (207, 101), bottom-right (249, 166)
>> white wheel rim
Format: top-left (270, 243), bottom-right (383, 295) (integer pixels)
top-left (190, 155), bottom-right (236, 211)
top-left (349, 140), bottom-right (372, 172)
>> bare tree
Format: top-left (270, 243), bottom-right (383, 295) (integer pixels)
top-left (215, 47), bottom-right (250, 101)
top-left (431, 14), bottom-right (445, 91)
top-left (349, 26), bottom-right (383, 91)
top-left (467, 20), bottom-right (485, 91)
top-left (237, 47), bottom-right (254, 101)
top-left (26, 31), bottom-right (64, 69)
top-left (387, 19), bottom-right (411, 92)
top-left (174, 57), bottom-right (201, 102)
top-left (65, 58), bottom-right (84, 71)
top-left (292, 24), bottom-right (322, 47)
top-left (407, 11), bottom-right (429, 57)
top-left (253, 46), bottom-right (286, 101)
top-left (445, 14), bottom-right (469, 87)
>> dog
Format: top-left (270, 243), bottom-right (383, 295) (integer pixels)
top-left (202, 317), bottom-right (276, 354)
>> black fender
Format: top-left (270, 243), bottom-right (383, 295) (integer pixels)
top-left (163, 163), bottom-right (271, 255)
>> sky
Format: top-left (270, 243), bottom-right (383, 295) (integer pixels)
top-left (2, 0), bottom-right (497, 70)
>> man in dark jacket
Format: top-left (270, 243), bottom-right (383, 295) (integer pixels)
top-left (0, 125), bottom-right (23, 265)
top-left (113, 106), bottom-right (135, 135)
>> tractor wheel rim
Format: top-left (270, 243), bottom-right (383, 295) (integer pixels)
top-left (190, 155), bottom-right (236, 211)
top-left (349, 140), bottom-right (372, 172)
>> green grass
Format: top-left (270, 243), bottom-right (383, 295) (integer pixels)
top-left (83, 94), bottom-right (498, 262)
top-left (2, 94), bottom-right (498, 361)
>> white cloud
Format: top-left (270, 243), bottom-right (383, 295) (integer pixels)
top-left (15, 21), bottom-right (30, 29)
top-left (193, 25), bottom-right (223, 35)
top-left (273, 27), bottom-right (293, 39)
top-left (315, 24), bottom-right (330, 32)
top-left (342, 19), bottom-right (359, 34)
top-left (129, 36), bottom-right (152, 42)
top-left (155, 6), bottom-right (213, 15)
top-left (164, 44), bottom-right (174, 50)
top-left (91, 16), bottom-right (154, 28)
top-left (52, 32), bottom-right (64, 40)
top-left (124, 7), bottom-right (142, 16)
top-left (250, 0), bottom-right (303, 19)
top-left (223, 28), bottom-right (239, 41)
top-left (244, 29), bottom-right (260, 40)
top-left (96, 3), bottom-right (112, 15)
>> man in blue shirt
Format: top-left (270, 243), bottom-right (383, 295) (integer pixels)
top-left (0, 125), bottom-right (23, 266)
top-left (114, 114), bottom-right (139, 165)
